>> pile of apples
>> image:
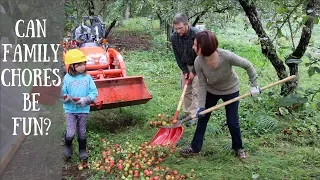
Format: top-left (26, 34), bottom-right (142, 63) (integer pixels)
top-left (148, 114), bottom-right (178, 128)
top-left (78, 140), bottom-right (197, 179)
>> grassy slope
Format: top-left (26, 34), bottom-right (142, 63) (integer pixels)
top-left (67, 17), bottom-right (319, 179)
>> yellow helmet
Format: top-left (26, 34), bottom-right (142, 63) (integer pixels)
top-left (64, 49), bottom-right (87, 65)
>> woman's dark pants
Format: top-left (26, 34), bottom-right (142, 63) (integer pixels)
top-left (191, 91), bottom-right (243, 152)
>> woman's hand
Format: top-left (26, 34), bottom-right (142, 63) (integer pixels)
top-left (196, 107), bottom-right (206, 119)
top-left (250, 86), bottom-right (261, 96)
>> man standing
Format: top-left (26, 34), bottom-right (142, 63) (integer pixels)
top-left (171, 13), bottom-right (200, 124)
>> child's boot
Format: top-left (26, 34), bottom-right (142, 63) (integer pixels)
top-left (64, 135), bottom-right (73, 160)
top-left (78, 138), bottom-right (88, 162)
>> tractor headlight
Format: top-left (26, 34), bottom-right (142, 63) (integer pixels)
top-left (86, 57), bottom-right (94, 65)
top-left (99, 55), bottom-right (108, 64)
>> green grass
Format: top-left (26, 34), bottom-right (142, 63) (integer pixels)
top-left (112, 17), bottom-right (161, 36)
top-left (63, 18), bottom-right (320, 180)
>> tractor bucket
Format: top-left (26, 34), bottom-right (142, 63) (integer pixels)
top-left (91, 76), bottom-right (152, 110)
top-left (150, 126), bottom-right (183, 146)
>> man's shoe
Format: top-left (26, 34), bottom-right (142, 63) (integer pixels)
top-left (179, 147), bottom-right (199, 157)
top-left (178, 114), bottom-right (188, 120)
top-left (235, 149), bottom-right (247, 159)
top-left (185, 119), bottom-right (197, 127)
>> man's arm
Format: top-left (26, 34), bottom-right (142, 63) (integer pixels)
top-left (183, 26), bottom-right (200, 75)
top-left (171, 36), bottom-right (189, 74)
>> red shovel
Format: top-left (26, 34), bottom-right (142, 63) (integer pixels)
top-left (150, 75), bottom-right (297, 146)
top-left (150, 79), bottom-right (189, 146)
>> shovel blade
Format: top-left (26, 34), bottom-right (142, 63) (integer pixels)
top-left (150, 126), bottom-right (183, 146)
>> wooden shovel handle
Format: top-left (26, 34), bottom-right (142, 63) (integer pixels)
top-left (173, 79), bottom-right (189, 120)
top-left (176, 79), bottom-right (189, 111)
top-left (189, 75), bottom-right (296, 119)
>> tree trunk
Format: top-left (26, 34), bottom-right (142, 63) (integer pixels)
top-left (238, 0), bottom-right (290, 95)
top-left (98, 0), bottom-right (107, 17)
top-left (88, 0), bottom-right (95, 16)
top-left (239, 0), bottom-right (317, 96)
top-left (102, 7), bottom-right (107, 22)
top-left (105, 19), bottom-right (117, 38)
top-left (157, 13), bottom-right (164, 29)
top-left (284, 0), bottom-right (318, 95)
top-left (166, 22), bottom-right (173, 52)
top-left (118, 0), bottom-right (127, 26)
top-left (125, 3), bottom-right (130, 20)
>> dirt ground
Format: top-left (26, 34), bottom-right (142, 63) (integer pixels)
top-left (106, 31), bottom-right (151, 52)
top-left (62, 164), bottom-right (91, 180)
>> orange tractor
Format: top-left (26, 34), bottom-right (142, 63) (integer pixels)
top-left (61, 16), bottom-right (152, 110)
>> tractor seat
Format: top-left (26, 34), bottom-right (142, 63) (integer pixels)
top-left (79, 42), bottom-right (101, 48)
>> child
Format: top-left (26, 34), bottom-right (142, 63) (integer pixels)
top-left (62, 49), bottom-right (98, 161)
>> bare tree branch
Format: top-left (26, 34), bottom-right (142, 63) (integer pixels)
top-left (105, 19), bottom-right (117, 38)
top-left (288, 19), bottom-right (295, 49)
top-left (271, 0), bottom-right (305, 43)
top-left (191, 9), bottom-right (210, 26)
top-left (188, 6), bottom-right (231, 20)
top-left (98, 0), bottom-right (108, 15)
top-left (188, 10), bottom-right (208, 20)
top-left (189, 6), bottom-right (232, 26)
top-left (212, 6), bottom-right (232, 13)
